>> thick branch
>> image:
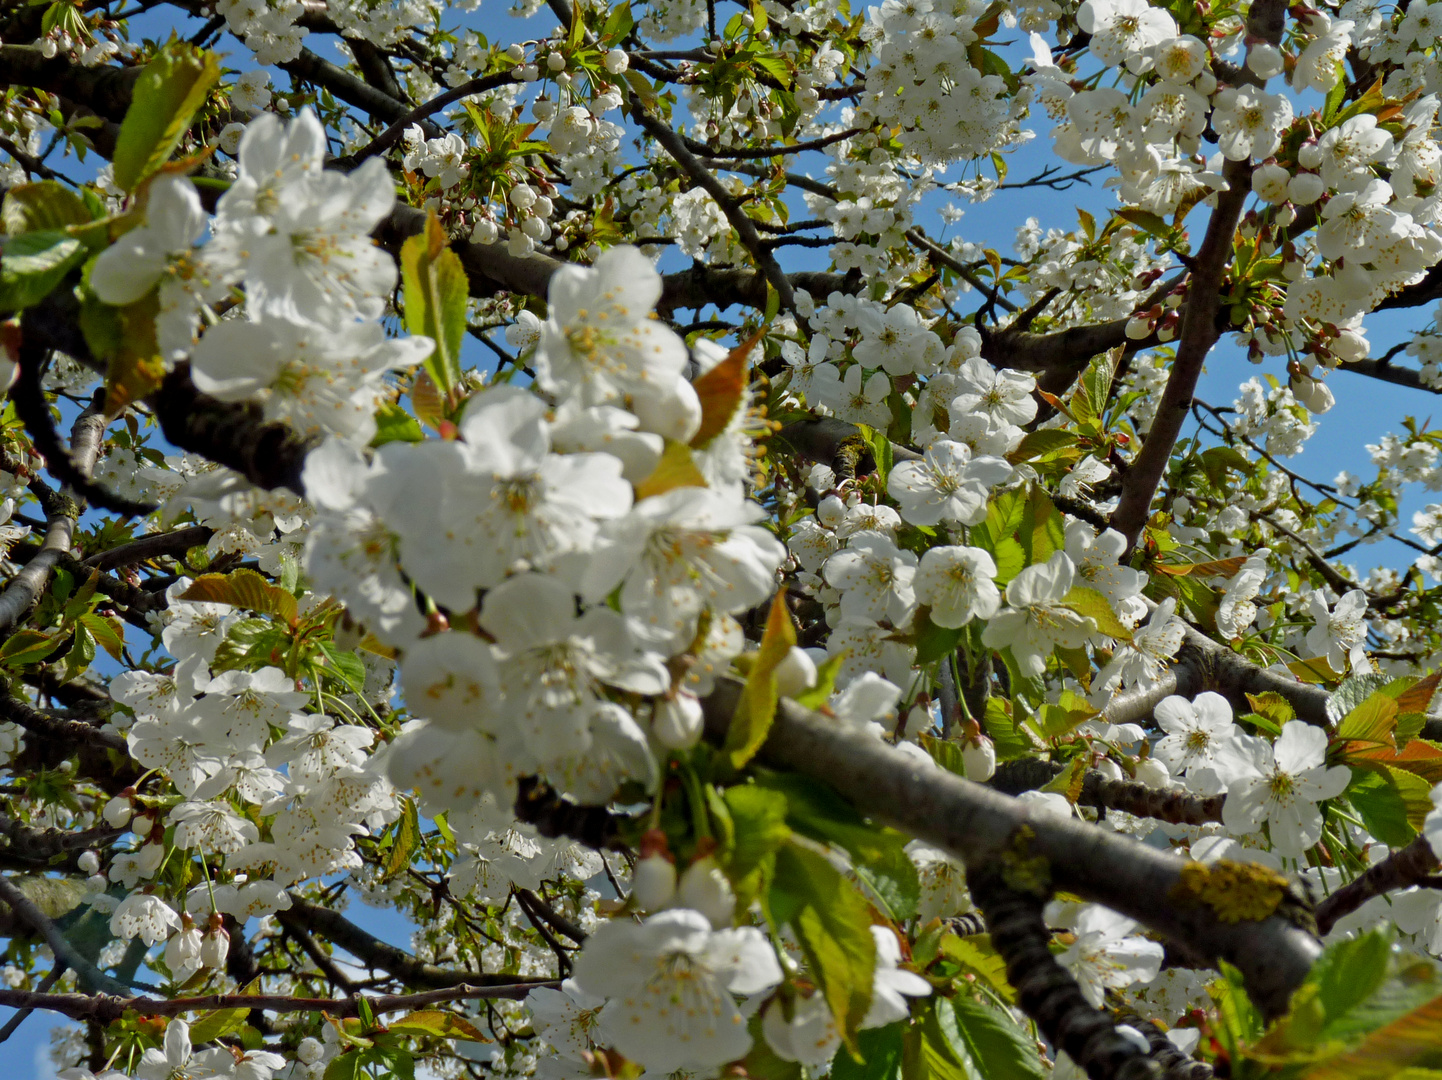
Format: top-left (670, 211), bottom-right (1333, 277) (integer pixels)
top-left (0, 371), bottom-right (95, 636)
top-left (700, 678), bottom-right (1320, 1020)
top-left (0, 815), bottom-right (121, 872)
top-left (970, 868), bottom-right (1160, 1080)
top-left (1102, 628), bottom-right (1331, 729)
top-left (82, 525), bottom-right (214, 572)
top-left (152, 363), bottom-right (319, 496)
top-left (989, 760), bottom-right (1224, 826)
top-left (0, 691), bottom-right (127, 753)
top-left (280, 47), bottom-right (417, 125)
top-left (0, 45), bottom-right (140, 122)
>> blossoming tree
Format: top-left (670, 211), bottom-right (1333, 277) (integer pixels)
top-left (9, 0), bottom-right (1442, 1076)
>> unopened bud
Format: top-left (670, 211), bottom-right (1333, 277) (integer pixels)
top-left (631, 854), bottom-right (677, 911)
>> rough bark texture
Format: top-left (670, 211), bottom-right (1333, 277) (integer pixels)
top-left (700, 677), bottom-right (1321, 1021)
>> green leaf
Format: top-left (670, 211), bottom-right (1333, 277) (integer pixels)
top-left (633, 439), bottom-right (708, 499)
top-left (1061, 585), bottom-right (1132, 642)
top-left (62, 623), bottom-right (97, 683)
top-left (854, 424), bottom-right (894, 485)
top-left (725, 592), bottom-right (796, 769)
top-left (793, 652), bottom-right (844, 711)
top-left (1329, 674), bottom-right (1399, 726)
top-left (757, 771), bottom-right (919, 922)
top-left (973, 491), bottom-right (1026, 585)
top-left (1304, 991), bottom-right (1442, 1080)
top-left (80, 288), bottom-right (169, 416)
top-left (2, 181), bottom-right (93, 234)
top-left (400, 211), bottom-right (469, 395)
top-left (1115, 207), bottom-right (1172, 238)
top-left (0, 230), bottom-right (86, 311)
top-left (384, 796), bottom-right (421, 881)
top-left (1200, 445), bottom-right (1254, 489)
top-left (940, 935), bottom-right (1014, 1002)
top-left (831, 1022), bottom-right (904, 1080)
top-left (1348, 770), bottom-right (1417, 848)
top-left (919, 734), bottom-right (967, 778)
top-left (983, 698), bottom-right (1032, 761)
top-left (1339, 692), bottom-right (1401, 749)
top-left (112, 42), bottom-right (221, 191)
top-left (1211, 961), bottom-right (1264, 1060)
top-left (721, 783), bottom-right (790, 907)
top-left (180, 568), bottom-right (299, 627)
top-left (0, 628), bottom-right (62, 667)
top-left (371, 402), bottom-right (425, 446)
top-left (913, 608), bottom-right (965, 666)
top-left (78, 613), bottom-right (125, 661)
top-left (1313, 931), bottom-right (1395, 1040)
top-left (387, 1011), bottom-right (489, 1042)
top-left (1314, 961), bottom-right (1442, 1047)
top-left (937, 996), bottom-right (1045, 1080)
top-left (189, 1006), bottom-right (251, 1044)
top-left (771, 840), bottom-right (876, 1050)
top-left (319, 641), bottom-right (367, 694)
top-left (1007, 429), bottom-right (1078, 465)
top-left (1020, 486), bottom-right (1064, 565)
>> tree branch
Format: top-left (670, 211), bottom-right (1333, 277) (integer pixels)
top-left (82, 525), bottom-right (214, 572)
top-left (1108, 158), bottom-right (1251, 548)
top-left (0, 691), bottom-right (128, 754)
top-left (279, 895), bottom-right (532, 989)
top-left (0, 875), bottom-right (129, 995)
top-left (699, 677), bottom-right (1320, 1021)
top-left (632, 110), bottom-right (797, 313)
top-left (0, 979), bottom-right (558, 1026)
top-left (1315, 834), bottom-right (1439, 935)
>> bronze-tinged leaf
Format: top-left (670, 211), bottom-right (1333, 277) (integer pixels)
top-left (1396, 671), bottom-right (1442, 716)
top-left (1304, 992), bottom-right (1442, 1080)
top-left (410, 369), bottom-right (446, 429)
top-left (1355, 739), bottom-right (1442, 783)
top-left (1155, 555), bottom-right (1249, 578)
top-left (691, 329), bottom-right (763, 448)
top-left (180, 568), bottom-right (299, 628)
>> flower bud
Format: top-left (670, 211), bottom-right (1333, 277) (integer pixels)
top-left (774, 647), bottom-right (818, 698)
top-left (1135, 758), bottom-right (1171, 788)
top-left (604, 48), bottom-right (629, 73)
top-left (631, 854), bottom-right (677, 911)
top-left (1287, 172), bottom-right (1325, 206)
top-left (1245, 43), bottom-right (1284, 79)
top-left (546, 51), bottom-right (566, 71)
top-left (1094, 757), bottom-right (1124, 782)
top-left (470, 218), bottom-right (499, 245)
top-left (962, 736), bottom-right (996, 782)
top-left (78, 850), bottom-right (100, 875)
top-left (676, 855), bottom-right (737, 928)
top-left (653, 692), bottom-right (703, 749)
top-left (200, 923), bottom-right (230, 968)
top-left (506, 43), bottom-right (526, 62)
